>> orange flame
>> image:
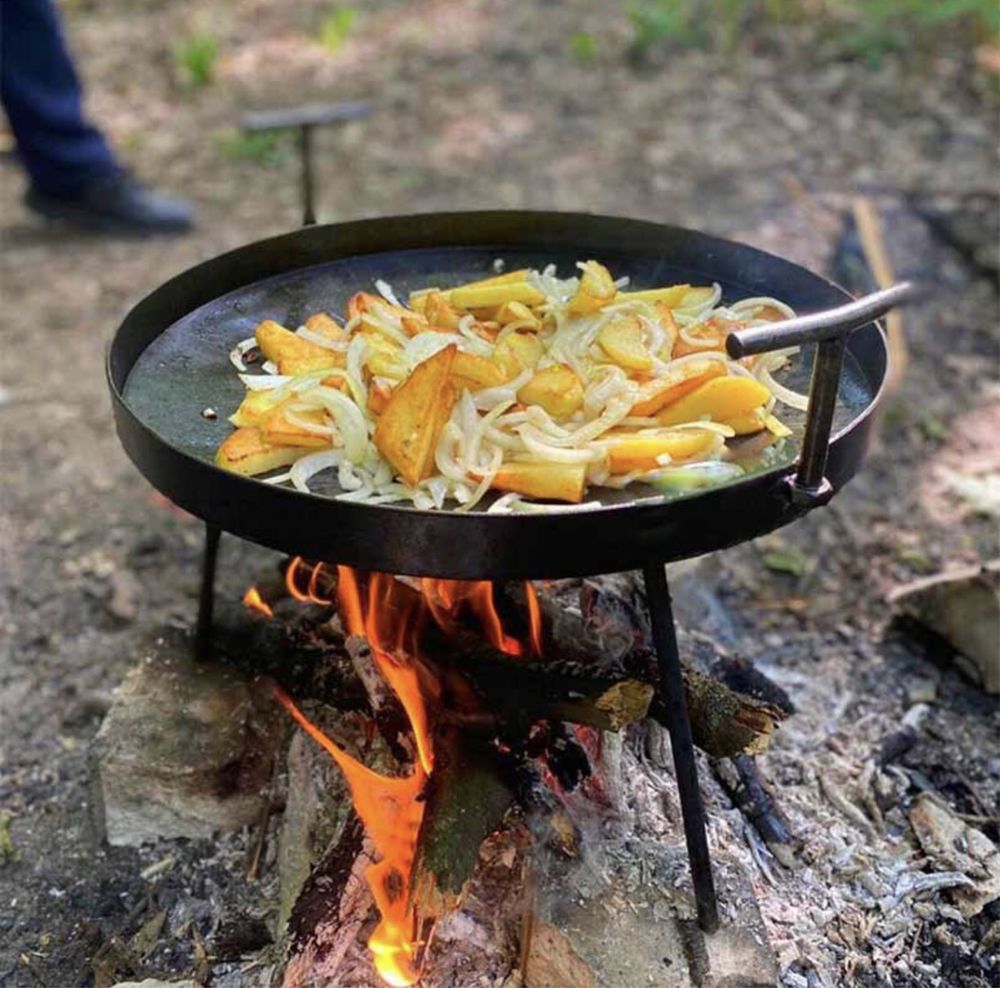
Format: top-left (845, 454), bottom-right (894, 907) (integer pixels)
top-left (242, 586), bottom-right (273, 618)
top-left (272, 683), bottom-right (426, 986)
top-left (266, 563), bottom-right (548, 985)
top-left (524, 581), bottom-right (543, 656)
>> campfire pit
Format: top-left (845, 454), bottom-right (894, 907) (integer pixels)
top-left (107, 209), bottom-right (912, 985)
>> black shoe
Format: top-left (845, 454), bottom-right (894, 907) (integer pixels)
top-left (26, 172), bottom-right (194, 235)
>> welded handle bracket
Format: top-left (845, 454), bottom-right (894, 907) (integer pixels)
top-left (241, 101), bottom-right (372, 227)
top-left (726, 282), bottom-right (920, 501)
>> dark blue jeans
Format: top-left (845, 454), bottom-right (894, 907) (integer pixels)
top-left (1, 0), bottom-right (118, 196)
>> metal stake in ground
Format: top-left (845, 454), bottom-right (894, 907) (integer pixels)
top-left (241, 102), bottom-right (372, 227)
top-left (642, 562), bottom-right (720, 935)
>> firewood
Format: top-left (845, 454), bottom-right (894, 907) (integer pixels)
top-left (504, 579), bottom-right (786, 757)
top-left (410, 726), bottom-right (514, 917)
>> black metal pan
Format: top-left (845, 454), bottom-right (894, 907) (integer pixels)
top-left (107, 211), bottom-right (908, 580)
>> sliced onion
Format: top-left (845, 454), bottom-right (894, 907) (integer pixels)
top-left (239, 373), bottom-right (292, 391)
top-left (375, 278), bottom-right (403, 308)
top-left (229, 336), bottom-right (258, 372)
top-left (759, 365), bottom-right (810, 410)
top-left (290, 450), bottom-right (341, 492)
top-left (295, 326), bottom-right (349, 351)
top-left (307, 387), bottom-right (368, 463)
top-left (516, 426), bottom-right (605, 462)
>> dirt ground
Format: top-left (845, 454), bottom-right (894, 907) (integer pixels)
top-left (1, 2), bottom-right (998, 986)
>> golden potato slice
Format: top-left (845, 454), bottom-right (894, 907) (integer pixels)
top-left (255, 319), bottom-right (344, 376)
top-left (494, 331), bottom-right (544, 380)
top-left (518, 364), bottom-right (584, 418)
top-left (764, 413), bottom-right (792, 438)
top-left (229, 389), bottom-right (283, 427)
top-left (409, 269), bottom-right (530, 309)
top-left (374, 346), bottom-right (459, 487)
top-left (215, 426), bottom-right (307, 476)
top-left (630, 362), bottom-right (726, 416)
top-left (368, 381), bottom-right (393, 416)
top-left (597, 315), bottom-right (653, 372)
top-left (719, 408), bottom-right (768, 436)
top-left (607, 429), bottom-right (719, 474)
top-left (490, 461), bottom-right (587, 503)
top-left (366, 349), bottom-right (407, 381)
top-left (423, 290), bottom-right (462, 330)
top-left (448, 281), bottom-right (544, 310)
top-left (495, 300), bottom-right (541, 329)
top-left (568, 260), bottom-right (617, 316)
top-left (451, 351), bottom-right (507, 392)
top-left (616, 284), bottom-right (690, 307)
top-left (260, 403), bottom-right (330, 448)
top-left (303, 312), bottom-right (347, 343)
top-left (675, 286), bottom-right (717, 310)
top-left (656, 376), bottom-right (771, 427)
top-left (671, 317), bottom-right (742, 358)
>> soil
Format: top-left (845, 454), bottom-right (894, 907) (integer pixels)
top-left (1, 2), bottom-right (998, 986)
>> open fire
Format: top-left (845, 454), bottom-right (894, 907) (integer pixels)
top-left (251, 560), bottom-right (549, 986)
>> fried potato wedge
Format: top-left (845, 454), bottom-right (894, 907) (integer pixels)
top-left (495, 301), bottom-right (541, 329)
top-left (607, 429), bottom-right (719, 474)
top-left (229, 389), bottom-right (283, 427)
top-left (409, 269), bottom-right (531, 309)
top-left (451, 351), bottom-right (507, 392)
top-left (494, 331), bottom-right (544, 381)
top-left (448, 281), bottom-right (545, 310)
top-left (517, 364), bottom-right (584, 418)
top-left (215, 426), bottom-right (307, 476)
top-left (368, 381), bottom-right (393, 416)
top-left (490, 461), bottom-right (587, 503)
top-left (303, 312), bottom-right (347, 343)
top-left (374, 345), bottom-right (459, 487)
top-left (260, 403), bottom-right (330, 448)
top-left (568, 260), bottom-right (617, 316)
top-left (672, 317), bottom-right (742, 358)
top-left (598, 315), bottom-right (653, 372)
top-left (423, 290), bottom-right (462, 331)
top-left (719, 408), bottom-right (768, 436)
top-left (656, 376), bottom-right (771, 426)
top-left (616, 284), bottom-right (690, 308)
top-left (256, 320), bottom-right (344, 376)
top-left (630, 361), bottom-right (726, 416)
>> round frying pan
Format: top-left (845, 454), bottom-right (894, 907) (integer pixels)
top-left (107, 211), bottom-right (895, 579)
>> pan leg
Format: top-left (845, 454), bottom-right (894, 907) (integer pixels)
top-left (642, 562), bottom-right (720, 934)
top-left (194, 524), bottom-right (221, 662)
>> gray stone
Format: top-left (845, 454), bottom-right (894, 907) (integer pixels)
top-left (92, 631), bottom-right (282, 846)
top-left (889, 562), bottom-right (1000, 694)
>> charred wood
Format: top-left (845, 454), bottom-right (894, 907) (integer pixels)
top-left (411, 727), bottom-right (514, 914)
top-left (712, 755), bottom-right (799, 869)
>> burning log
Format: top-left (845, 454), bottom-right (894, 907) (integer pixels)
top-left (411, 727), bottom-right (514, 913)
top-left (504, 578), bottom-right (787, 758)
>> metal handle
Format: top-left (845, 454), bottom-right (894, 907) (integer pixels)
top-left (725, 281), bottom-right (920, 501)
top-left (241, 102), bottom-right (372, 227)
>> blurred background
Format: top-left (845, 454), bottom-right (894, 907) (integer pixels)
top-left (0, 2), bottom-right (998, 986)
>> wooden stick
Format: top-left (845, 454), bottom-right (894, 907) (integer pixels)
top-left (852, 196), bottom-right (907, 392)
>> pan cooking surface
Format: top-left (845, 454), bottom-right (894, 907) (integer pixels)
top-left (124, 244), bottom-right (875, 512)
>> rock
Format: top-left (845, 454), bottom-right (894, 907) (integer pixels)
top-left (107, 569), bottom-right (141, 622)
top-left (909, 793), bottom-right (1000, 917)
top-left (92, 630), bottom-right (282, 846)
top-left (523, 920), bottom-right (597, 988)
top-left (889, 562), bottom-right (1000, 694)
top-left (704, 924), bottom-right (780, 988)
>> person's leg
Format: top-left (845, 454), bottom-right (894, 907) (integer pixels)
top-left (0, 0), bottom-right (119, 196)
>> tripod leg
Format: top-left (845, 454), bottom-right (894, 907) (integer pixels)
top-left (194, 525), bottom-right (221, 662)
top-left (642, 562), bottom-right (720, 933)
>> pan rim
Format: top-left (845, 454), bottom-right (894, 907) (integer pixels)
top-left (107, 209), bottom-right (887, 530)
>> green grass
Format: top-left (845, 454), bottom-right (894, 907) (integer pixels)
top-left (173, 31), bottom-right (219, 89)
top-left (621, 0), bottom-right (999, 62)
top-left (318, 6), bottom-right (359, 53)
top-left (568, 31), bottom-right (599, 63)
top-left (217, 130), bottom-right (293, 166)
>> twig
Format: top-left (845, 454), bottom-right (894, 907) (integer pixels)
top-left (818, 772), bottom-right (878, 841)
top-left (518, 858), bottom-right (537, 979)
top-left (852, 197), bottom-right (907, 392)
